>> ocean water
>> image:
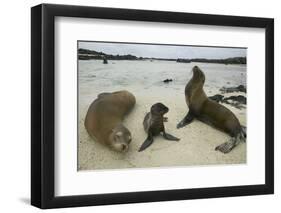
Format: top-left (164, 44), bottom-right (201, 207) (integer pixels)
top-left (79, 60), bottom-right (246, 105)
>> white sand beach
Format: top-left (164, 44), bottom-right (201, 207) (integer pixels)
top-left (78, 60), bottom-right (246, 170)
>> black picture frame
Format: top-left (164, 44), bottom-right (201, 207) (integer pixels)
top-left (31, 3), bottom-right (274, 209)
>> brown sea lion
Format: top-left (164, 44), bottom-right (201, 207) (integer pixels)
top-left (177, 66), bottom-right (246, 153)
top-left (85, 90), bottom-right (136, 152)
top-left (139, 103), bottom-right (180, 152)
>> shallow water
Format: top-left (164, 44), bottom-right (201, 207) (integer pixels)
top-left (79, 60), bottom-right (246, 102)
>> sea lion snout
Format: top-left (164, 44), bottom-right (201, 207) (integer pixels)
top-left (121, 144), bottom-right (129, 152)
top-left (112, 142), bottom-right (129, 152)
top-left (111, 137), bottom-right (131, 152)
top-left (191, 66), bottom-right (205, 84)
top-left (193, 65), bottom-right (199, 70)
top-left (192, 65), bottom-right (202, 74)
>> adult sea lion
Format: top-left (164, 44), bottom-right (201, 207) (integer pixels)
top-left (85, 90), bottom-right (136, 152)
top-left (177, 66), bottom-right (246, 153)
top-left (139, 103), bottom-right (180, 152)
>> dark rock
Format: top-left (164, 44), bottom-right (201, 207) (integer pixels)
top-left (209, 94), bottom-right (247, 109)
top-left (222, 95), bottom-right (247, 109)
top-left (222, 95), bottom-right (246, 105)
top-left (237, 85), bottom-right (246, 93)
top-left (103, 58), bottom-right (108, 64)
top-left (209, 94), bottom-right (224, 103)
top-left (163, 79), bottom-right (173, 83)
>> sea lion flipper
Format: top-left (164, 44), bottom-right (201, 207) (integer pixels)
top-left (215, 135), bottom-right (241, 154)
top-left (215, 140), bottom-right (236, 154)
top-left (138, 135), bottom-right (154, 152)
top-left (163, 132), bottom-right (180, 141)
top-left (216, 129), bottom-right (246, 153)
top-left (177, 111), bottom-right (194, 129)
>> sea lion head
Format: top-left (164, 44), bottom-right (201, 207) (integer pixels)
top-left (150, 103), bottom-right (169, 116)
top-left (192, 66), bottom-right (205, 86)
top-left (109, 124), bottom-right (132, 152)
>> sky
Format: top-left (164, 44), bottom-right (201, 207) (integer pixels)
top-left (78, 41), bottom-right (246, 59)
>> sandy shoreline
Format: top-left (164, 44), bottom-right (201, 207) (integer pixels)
top-left (78, 91), bottom-right (246, 171)
top-left (78, 60), bottom-right (246, 171)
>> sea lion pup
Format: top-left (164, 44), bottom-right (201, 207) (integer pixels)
top-left (139, 103), bottom-right (180, 152)
top-left (177, 66), bottom-right (246, 153)
top-left (85, 90), bottom-right (136, 152)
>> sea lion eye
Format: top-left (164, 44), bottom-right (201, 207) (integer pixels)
top-left (114, 131), bottom-right (123, 141)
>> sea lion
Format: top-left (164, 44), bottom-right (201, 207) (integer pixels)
top-left (139, 103), bottom-right (180, 152)
top-left (177, 66), bottom-right (246, 153)
top-left (85, 90), bottom-right (136, 152)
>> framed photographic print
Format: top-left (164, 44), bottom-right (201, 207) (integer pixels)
top-left (31, 3), bottom-right (274, 209)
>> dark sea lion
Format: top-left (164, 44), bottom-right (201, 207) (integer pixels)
top-left (139, 103), bottom-right (180, 152)
top-left (177, 66), bottom-right (246, 153)
top-left (85, 90), bottom-right (136, 152)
